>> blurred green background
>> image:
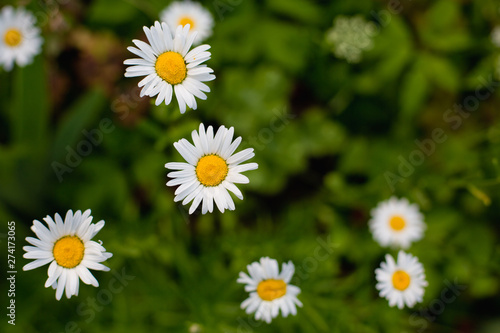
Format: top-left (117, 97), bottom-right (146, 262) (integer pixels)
top-left (1, 0), bottom-right (500, 332)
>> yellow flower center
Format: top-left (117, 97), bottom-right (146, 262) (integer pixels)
top-left (195, 155), bottom-right (228, 187)
top-left (179, 17), bottom-right (195, 29)
top-left (4, 28), bottom-right (22, 47)
top-left (257, 279), bottom-right (287, 301)
top-left (392, 270), bottom-right (411, 291)
top-left (155, 51), bottom-right (187, 85)
top-left (53, 236), bottom-right (85, 268)
top-left (389, 215), bottom-right (406, 231)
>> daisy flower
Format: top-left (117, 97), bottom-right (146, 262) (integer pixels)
top-left (124, 21), bottom-right (215, 114)
top-left (369, 197), bottom-right (425, 249)
top-left (165, 123), bottom-right (258, 214)
top-left (237, 257), bottom-right (303, 323)
top-left (23, 210), bottom-right (113, 300)
top-left (160, 1), bottom-right (214, 44)
top-left (0, 6), bottom-right (43, 71)
top-left (375, 251), bottom-right (428, 309)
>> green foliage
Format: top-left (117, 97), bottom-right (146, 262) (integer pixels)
top-left (0, 0), bottom-right (499, 332)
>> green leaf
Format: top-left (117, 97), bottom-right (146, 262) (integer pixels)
top-left (467, 184), bottom-right (491, 206)
top-left (266, 0), bottom-right (322, 25)
top-left (0, 146), bottom-right (46, 213)
top-left (356, 16), bottom-right (413, 94)
top-left (87, 0), bottom-right (139, 25)
top-left (259, 19), bottom-right (312, 72)
top-left (420, 52), bottom-right (460, 92)
top-left (418, 0), bottom-right (472, 51)
top-left (399, 59), bottom-right (429, 120)
top-left (10, 55), bottom-right (48, 145)
top-left (51, 89), bottom-right (107, 162)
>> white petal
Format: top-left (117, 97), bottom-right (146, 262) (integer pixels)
top-left (76, 265), bottom-right (99, 287)
top-left (55, 269), bottom-right (67, 300)
top-left (23, 258), bottom-right (53, 271)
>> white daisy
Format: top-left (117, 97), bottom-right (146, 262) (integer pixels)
top-left (237, 257), bottom-right (303, 324)
top-left (0, 6), bottom-right (43, 71)
top-left (23, 209), bottom-right (113, 300)
top-left (124, 21), bottom-right (215, 114)
top-left (165, 123), bottom-right (258, 214)
top-left (375, 251), bottom-right (428, 309)
top-left (369, 197), bottom-right (425, 249)
top-left (160, 1), bottom-right (214, 45)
